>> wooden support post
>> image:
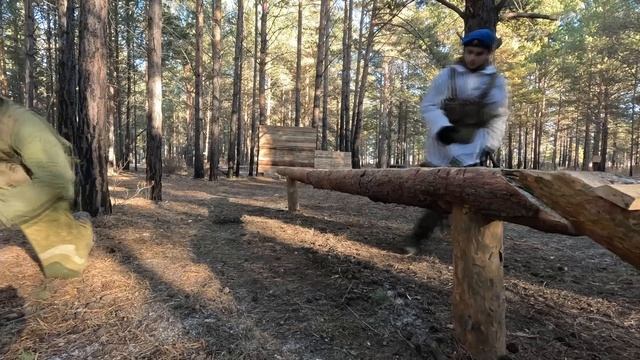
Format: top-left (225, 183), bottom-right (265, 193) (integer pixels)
top-left (287, 177), bottom-right (299, 212)
top-left (451, 206), bottom-right (506, 360)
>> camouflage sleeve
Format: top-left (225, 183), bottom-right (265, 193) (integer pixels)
top-left (0, 106), bottom-right (75, 227)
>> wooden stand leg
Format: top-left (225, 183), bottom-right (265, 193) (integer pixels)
top-left (287, 177), bottom-right (298, 212)
top-left (451, 206), bottom-right (506, 360)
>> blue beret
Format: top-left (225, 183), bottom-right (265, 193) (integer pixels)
top-left (462, 29), bottom-right (496, 50)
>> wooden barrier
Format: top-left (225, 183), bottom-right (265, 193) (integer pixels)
top-left (279, 167), bottom-right (640, 359)
top-left (258, 126), bottom-right (352, 173)
top-left (258, 125), bottom-right (316, 172)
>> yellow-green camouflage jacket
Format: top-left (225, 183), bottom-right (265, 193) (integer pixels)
top-left (0, 97), bottom-right (75, 227)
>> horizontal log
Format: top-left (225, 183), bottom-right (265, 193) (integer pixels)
top-left (279, 167), bottom-right (574, 234)
top-left (277, 167), bottom-right (640, 269)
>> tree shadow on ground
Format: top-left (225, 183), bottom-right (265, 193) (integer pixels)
top-left (0, 286), bottom-right (26, 357)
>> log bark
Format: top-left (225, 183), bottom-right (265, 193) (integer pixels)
top-left (277, 167), bottom-right (640, 269)
top-left (451, 206), bottom-right (505, 359)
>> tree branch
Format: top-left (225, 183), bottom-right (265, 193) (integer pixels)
top-left (495, 0), bottom-right (510, 13)
top-left (501, 12), bottom-right (558, 21)
top-left (433, 0), bottom-right (465, 19)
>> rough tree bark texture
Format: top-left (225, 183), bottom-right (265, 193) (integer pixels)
top-left (294, 0), bottom-right (303, 127)
top-left (338, 0), bottom-right (353, 151)
top-left (278, 167), bottom-right (640, 269)
top-left (78, 0), bottom-right (112, 215)
top-left (312, 0), bottom-right (329, 145)
top-left (230, 0), bottom-right (244, 178)
top-left (208, 0), bottom-right (222, 181)
top-left (249, 0), bottom-right (259, 176)
top-left (258, 0), bottom-right (268, 126)
top-left (193, 0), bottom-right (205, 178)
top-left (351, 1), bottom-right (377, 168)
top-left (146, 0), bottom-right (163, 200)
top-left (57, 0), bottom-right (77, 144)
top-left (124, 0), bottom-right (134, 171)
top-left (24, 0), bottom-right (36, 109)
top-left (451, 206), bottom-right (505, 360)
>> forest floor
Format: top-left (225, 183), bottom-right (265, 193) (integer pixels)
top-left (1, 171), bottom-right (639, 359)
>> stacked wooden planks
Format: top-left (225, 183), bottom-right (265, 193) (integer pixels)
top-left (258, 125), bottom-right (316, 172)
top-left (314, 150), bottom-right (352, 169)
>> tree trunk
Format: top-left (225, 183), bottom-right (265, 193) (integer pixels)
top-left (146, 0), bottom-right (163, 200)
top-left (464, 0), bottom-right (499, 33)
top-left (294, 0), bottom-right (303, 127)
top-left (193, 0), bottom-right (205, 178)
top-left (553, 95), bottom-right (562, 169)
top-left (0, 0), bottom-right (7, 96)
top-left (248, 0), bottom-right (260, 176)
top-left (312, 0), bottom-right (329, 147)
top-left (124, 0), bottom-right (134, 171)
top-left (112, 0), bottom-right (125, 169)
top-left (45, 5), bottom-right (56, 126)
top-left (349, 2), bottom-right (366, 154)
top-left (57, 0), bottom-right (77, 144)
top-left (338, 0), bottom-right (353, 151)
top-left (631, 65), bottom-right (638, 176)
top-left (321, 7), bottom-right (331, 151)
top-left (351, 1), bottom-right (377, 169)
top-left (258, 1), bottom-right (268, 126)
top-left (229, 0), bottom-right (245, 178)
top-left (377, 58), bottom-right (390, 168)
top-left (209, 0), bottom-right (222, 181)
top-left (24, 0), bottom-right (36, 109)
top-left (78, 0), bottom-right (112, 215)
top-left (598, 88), bottom-right (610, 172)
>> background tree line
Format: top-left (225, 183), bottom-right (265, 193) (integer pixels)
top-left (0, 0), bottom-right (638, 211)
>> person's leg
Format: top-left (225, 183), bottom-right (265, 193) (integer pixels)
top-left (404, 208), bottom-right (444, 255)
top-left (20, 201), bottom-right (94, 279)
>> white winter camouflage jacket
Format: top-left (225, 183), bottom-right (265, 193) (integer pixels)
top-left (421, 63), bottom-right (509, 167)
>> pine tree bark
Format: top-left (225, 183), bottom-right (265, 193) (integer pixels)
top-left (24, 0), bottom-right (36, 109)
top-left (351, 1), bottom-right (377, 169)
top-left (146, 0), bottom-right (163, 200)
top-left (193, 0), bottom-right (205, 178)
top-left (312, 0), bottom-right (329, 146)
top-left (57, 0), bottom-right (77, 144)
top-left (124, 0), bottom-right (134, 171)
top-left (631, 65), bottom-right (638, 176)
top-left (349, 3), bottom-right (366, 153)
top-left (258, 1), bottom-right (268, 126)
top-left (112, 0), bottom-right (125, 169)
top-left (0, 0), bottom-right (7, 96)
top-left (229, 0), bottom-right (245, 178)
top-left (78, 0), bottom-right (112, 215)
top-left (294, 0), bottom-right (303, 127)
top-left (339, 0), bottom-right (353, 151)
top-left (249, 0), bottom-right (260, 176)
top-left (320, 7), bottom-right (331, 151)
top-left (45, 5), bottom-right (56, 126)
top-left (377, 58), bottom-right (390, 168)
top-left (209, 0), bottom-right (222, 181)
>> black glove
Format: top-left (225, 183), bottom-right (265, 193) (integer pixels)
top-left (436, 126), bottom-right (459, 145)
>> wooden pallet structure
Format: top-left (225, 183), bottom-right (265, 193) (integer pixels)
top-left (277, 167), bottom-right (640, 360)
top-left (258, 125), bottom-right (351, 174)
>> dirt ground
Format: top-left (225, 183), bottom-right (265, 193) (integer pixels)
top-left (1, 171), bottom-right (639, 359)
